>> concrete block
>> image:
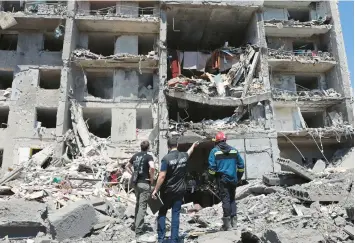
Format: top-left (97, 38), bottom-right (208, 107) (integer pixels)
top-left (48, 200), bottom-right (98, 241)
top-left (277, 158), bottom-right (316, 181)
top-left (111, 108), bottom-right (136, 141)
top-left (287, 187), bottom-right (346, 202)
top-left (312, 160), bottom-right (326, 173)
top-left (344, 225), bottom-right (354, 239)
top-left (263, 172), bottom-right (307, 186)
top-left (246, 152), bottom-right (274, 179)
top-left (0, 199), bottom-right (47, 238)
top-left (124, 204), bottom-right (135, 218)
top-left (262, 227), bottom-right (325, 242)
top-left (114, 35), bottom-right (138, 55)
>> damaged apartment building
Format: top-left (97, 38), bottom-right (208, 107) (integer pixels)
top-left (0, 0), bottom-right (353, 187)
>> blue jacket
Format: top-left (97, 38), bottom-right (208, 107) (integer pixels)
top-left (208, 142), bottom-right (245, 184)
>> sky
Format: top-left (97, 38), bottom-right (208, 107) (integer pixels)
top-left (339, 1), bottom-right (354, 87)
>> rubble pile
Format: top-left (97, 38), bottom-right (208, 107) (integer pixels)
top-left (272, 87), bottom-right (342, 100)
top-left (169, 117), bottom-right (267, 137)
top-left (24, 2), bottom-right (68, 16)
top-left (72, 49), bottom-right (158, 62)
top-left (0, 101), bottom-right (353, 243)
top-left (264, 16), bottom-right (332, 27)
top-left (0, 88), bottom-right (11, 101)
top-left (167, 45), bottom-right (261, 98)
top-left (0, 125), bottom-right (354, 243)
top-left (268, 48), bottom-right (335, 62)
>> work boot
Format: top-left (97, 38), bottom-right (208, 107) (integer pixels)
top-left (221, 217), bottom-right (231, 231)
top-left (230, 216), bottom-right (237, 229)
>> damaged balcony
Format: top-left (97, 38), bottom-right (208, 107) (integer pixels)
top-left (268, 49), bottom-right (336, 73)
top-left (76, 1), bottom-right (159, 18)
top-left (271, 74), bottom-right (344, 111)
top-left (167, 96), bottom-right (272, 138)
top-left (72, 34), bottom-right (158, 70)
top-left (81, 68), bottom-right (158, 102)
top-left (0, 1), bottom-right (67, 31)
top-left (75, 1), bottom-right (159, 35)
top-left (263, 4), bottom-right (332, 38)
top-left (166, 45), bottom-right (270, 106)
top-left (165, 4), bottom-right (269, 107)
top-left (274, 107), bottom-right (354, 142)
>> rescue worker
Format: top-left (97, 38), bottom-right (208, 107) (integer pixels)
top-left (126, 140), bottom-right (155, 241)
top-left (152, 137), bottom-right (199, 243)
top-left (208, 131), bottom-right (245, 230)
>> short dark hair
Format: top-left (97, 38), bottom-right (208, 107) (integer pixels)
top-left (140, 140), bottom-right (150, 151)
top-left (167, 136), bottom-right (179, 148)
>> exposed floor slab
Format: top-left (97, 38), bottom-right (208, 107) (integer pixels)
top-left (268, 58), bottom-right (337, 73)
top-left (265, 24), bottom-right (331, 38)
top-left (165, 90), bottom-right (271, 107)
top-left (75, 17), bottom-right (159, 34)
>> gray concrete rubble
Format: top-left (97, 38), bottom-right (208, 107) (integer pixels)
top-left (0, 199), bottom-right (47, 238)
top-left (48, 200), bottom-right (98, 241)
top-left (0, 0), bottom-right (353, 243)
top-left (166, 45), bottom-right (262, 99)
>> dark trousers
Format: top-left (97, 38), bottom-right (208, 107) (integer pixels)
top-left (157, 192), bottom-right (184, 243)
top-left (218, 180), bottom-right (237, 217)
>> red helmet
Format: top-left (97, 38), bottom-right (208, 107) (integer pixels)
top-left (213, 131), bottom-right (226, 142)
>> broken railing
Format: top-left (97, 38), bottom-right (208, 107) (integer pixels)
top-left (271, 87), bottom-right (343, 100)
top-left (268, 48), bottom-right (335, 61)
top-left (77, 4), bottom-right (159, 18)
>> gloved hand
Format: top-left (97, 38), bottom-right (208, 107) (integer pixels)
top-left (208, 173), bottom-right (215, 184)
top-left (237, 171), bottom-right (244, 182)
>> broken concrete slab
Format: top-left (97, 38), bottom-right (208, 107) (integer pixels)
top-left (48, 200), bottom-right (98, 241)
top-left (312, 159), bottom-right (326, 173)
top-left (263, 172), bottom-right (307, 186)
top-left (344, 225), bottom-right (354, 240)
top-left (261, 227), bottom-right (325, 243)
top-left (277, 157), bottom-right (316, 181)
top-left (287, 186), bottom-right (347, 202)
top-left (165, 90), bottom-right (271, 107)
top-left (196, 229), bottom-right (241, 243)
top-left (0, 199), bottom-right (47, 238)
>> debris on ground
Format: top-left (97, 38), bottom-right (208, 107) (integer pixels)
top-left (0, 101), bottom-right (353, 242)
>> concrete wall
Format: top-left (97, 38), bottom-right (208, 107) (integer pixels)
top-left (322, 1), bottom-right (353, 124)
top-left (279, 142), bottom-right (344, 165)
top-left (274, 107), bottom-right (303, 131)
top-left (228, 136), bottom-right (280, 179)
top-left (263, 7), bottom-right (288, 21)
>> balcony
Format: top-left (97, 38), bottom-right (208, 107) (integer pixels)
top-left (272, 88), bottom-right (344, 112)
top-left (268, 49), bottom-right (337, 73)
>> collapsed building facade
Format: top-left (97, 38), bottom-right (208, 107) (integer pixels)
top-left (0, 1), bottom-right (353, 192)
top-left (0, 0), bottom-right (354, 242)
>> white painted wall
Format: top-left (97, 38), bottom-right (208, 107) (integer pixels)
top-left (274, 107), bottom-right (302, 131)
top-left (263, 7), bottom-right (289, 21)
